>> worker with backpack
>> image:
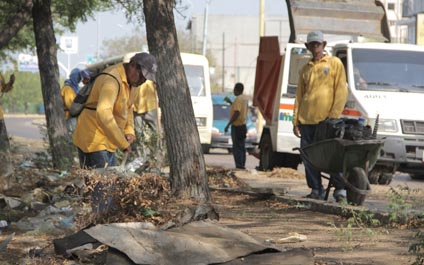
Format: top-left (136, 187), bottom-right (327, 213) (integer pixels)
top-left (61, 68), bottom-right (92, 134)
top-left (73, 52), bottom-right (157, 169)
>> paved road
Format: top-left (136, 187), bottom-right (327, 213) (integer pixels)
top-left (4, 115), bottom-right (44, 140)
top-left (3, 115), bottom-right (424, 188)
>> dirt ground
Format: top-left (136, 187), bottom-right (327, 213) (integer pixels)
top-left (0, 137), bottom-right (422, 265)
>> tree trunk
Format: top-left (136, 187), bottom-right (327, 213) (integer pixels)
top-left (143, 0), bottom-right (211, 202)
top-left (0, 119), bottom-right (13, 191)
top-left (32, 0), bottom-right (74, 170)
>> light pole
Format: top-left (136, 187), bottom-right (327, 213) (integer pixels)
top-left (202, 0), bottom-right (210, 56)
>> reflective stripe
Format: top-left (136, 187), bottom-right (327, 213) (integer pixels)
top-left (342, 109), bottom-right (362, 117)
top-left (279, 103), bottom-right (294, 110)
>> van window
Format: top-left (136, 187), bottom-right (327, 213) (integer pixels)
top-left (184, 65), bottom-right (206, 97)
top-left (352, 48), bottom-right (424, 93)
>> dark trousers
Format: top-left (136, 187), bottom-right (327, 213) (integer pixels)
top-left (299, 124), bottom-right (344, 192)
top-left (231, 124), bottom-right (247, 169)
top-left (77, 148), bottom-right (116, 169)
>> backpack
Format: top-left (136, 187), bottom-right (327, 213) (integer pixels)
top-left (69, 72), bottom-right (120, 117)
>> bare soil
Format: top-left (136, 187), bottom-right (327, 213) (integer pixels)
top-left (0, 138), bottom-right (421, 265)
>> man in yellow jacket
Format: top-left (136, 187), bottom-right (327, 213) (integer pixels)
top-left (133, 79), bottom-right (158, 132)
top-left (224, 83), bottom-right (248, 170)
top-left (132, 79), bottom-right (159, 157)
top-left (73, 53), bottom-right (157, 169)
top-left (293, 30), bottom-right (347, 201)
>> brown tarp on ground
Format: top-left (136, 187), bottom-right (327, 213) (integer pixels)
top-left (84, 221), bottom-right (280, 265)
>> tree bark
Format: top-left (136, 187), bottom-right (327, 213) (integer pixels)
top-left (0, 120), bottom-right (13, 191)
top-left (143, 0), bottom-right (211, 201)
top-left (32, 0), bottom-right (74, 170)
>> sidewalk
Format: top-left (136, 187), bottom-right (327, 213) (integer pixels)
top-left (232, 169), bottom-right (424, 224)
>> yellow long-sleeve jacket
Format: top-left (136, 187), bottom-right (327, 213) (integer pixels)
top-left (0, 74), bottom-right (13, 119)
top-left (61, 85), bottom-right (76, 119)
top-left (293, 55), bottom-right (347, 126)
top-left (73, 63), bottom-right (135, 153)
top-left (133, 80), bottom-right (157, 114)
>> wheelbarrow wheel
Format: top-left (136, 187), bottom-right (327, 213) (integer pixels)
top-left (346, 167), bottom-right (370, 206)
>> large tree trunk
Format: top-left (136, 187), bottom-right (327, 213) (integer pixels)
top-left (32, 0), bottom-right (74, 170)
top-left (143, 0), bottom-right (211, 202)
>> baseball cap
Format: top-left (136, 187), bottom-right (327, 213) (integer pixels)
top-left (130, 52), bottom-right (157, 82)
top-left (80, 69), bottom-right (92, 79)
top-left (306, 30), bottom-right (324, 44)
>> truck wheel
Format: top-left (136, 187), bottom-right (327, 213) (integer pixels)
top-left (346, 167), bottom-right (370, 206)
top-left (368, 171), bottom-right (379, 184)
top-left (410, 174), bottom-right (424, 180)
top-left (281, 153), bottom-right (301, 170)
top-left (378, 173), bottom-right (393, 185)
top-left (368, 166), bottom-right (394, 185)
top-left (202, 144), bottom-right (210, 154)
top-left (259, 134), bottom-right (274, 171)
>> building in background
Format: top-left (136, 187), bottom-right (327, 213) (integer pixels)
top-left (190, 14), bottom-right (289, 95)
top-left (189, 0), bottom-right (424, 95)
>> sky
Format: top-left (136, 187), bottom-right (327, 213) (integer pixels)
top-left (57, 0), bottom-right (288, 75)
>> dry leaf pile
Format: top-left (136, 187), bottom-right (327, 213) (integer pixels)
top-left (267, 167), bottom-right (305, 179)
top-left (77, 171), bottom-right (172, 226)
top-left (207, 166), bottom-right (247, 189)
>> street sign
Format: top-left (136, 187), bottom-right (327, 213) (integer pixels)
top-left (60, 36), bottom-right (78, 54)
top-left (17, 53), bottom-right (38, 72)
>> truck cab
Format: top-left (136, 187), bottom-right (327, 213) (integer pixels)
top-left (253, 0), bottom-right (424, 183)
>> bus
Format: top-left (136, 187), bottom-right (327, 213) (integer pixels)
top-left (86, 52), bottom-right (213, 153)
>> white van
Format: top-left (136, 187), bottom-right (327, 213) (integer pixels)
top-left (180, 53), bottom-right (213, 152)
top-left (86, 52), bottom-right (213, 152)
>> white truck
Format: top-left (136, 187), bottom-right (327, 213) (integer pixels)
top-left (254, 0), bottom-right (424, 184)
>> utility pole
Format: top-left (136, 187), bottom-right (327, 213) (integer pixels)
top-left (260, 0), bottom-right (265, 36)
top-left (222, 32), bottom-right (225, 92)
top-left (257, 0), bottom-right (265, 141)
top-left (202, 0), bottom-right (210, 56)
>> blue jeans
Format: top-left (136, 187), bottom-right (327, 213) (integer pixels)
top-left (231, 124), bottom-right (247, 169)
top-left (299, 125), bottom-right (323, 192)
top-left (300, 124), bottom-right (345, 193)
top-left (77, 148), bottom-right (116, 169)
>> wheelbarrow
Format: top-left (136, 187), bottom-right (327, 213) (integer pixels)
top-left (294, 138), bottom-right (384, 205)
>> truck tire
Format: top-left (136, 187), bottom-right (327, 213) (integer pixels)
top-left (347, 167), bottom-right (370, 206)
top-left (378, 173), bottom-right (393, 185)
top-left (202, 144), bottom-right (210, 154)
top-left (368, 166), bottom-right (394, 185)
top-left (368, 170), bottom-right (379, 184)
top-left (280, 153), bottom-right (301, 170)
top-left (410, 174), bottom-right (424, 180)
top-left (259, 133), bottom-right (275, 171)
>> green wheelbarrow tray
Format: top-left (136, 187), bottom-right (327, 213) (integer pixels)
top-left (294, 138), bottom-right (385, 205)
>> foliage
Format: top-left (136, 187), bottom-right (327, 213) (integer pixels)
top-left (387, 186), bottom-right (413, 225)
top-left (1, 71), bottom-right (44, 114)
top-left (0, 1), bottom-right (110, 62)
top-left (409, 230), bottom-right (424, 265)
top-left (329, 201), bottom-right (381, 251)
